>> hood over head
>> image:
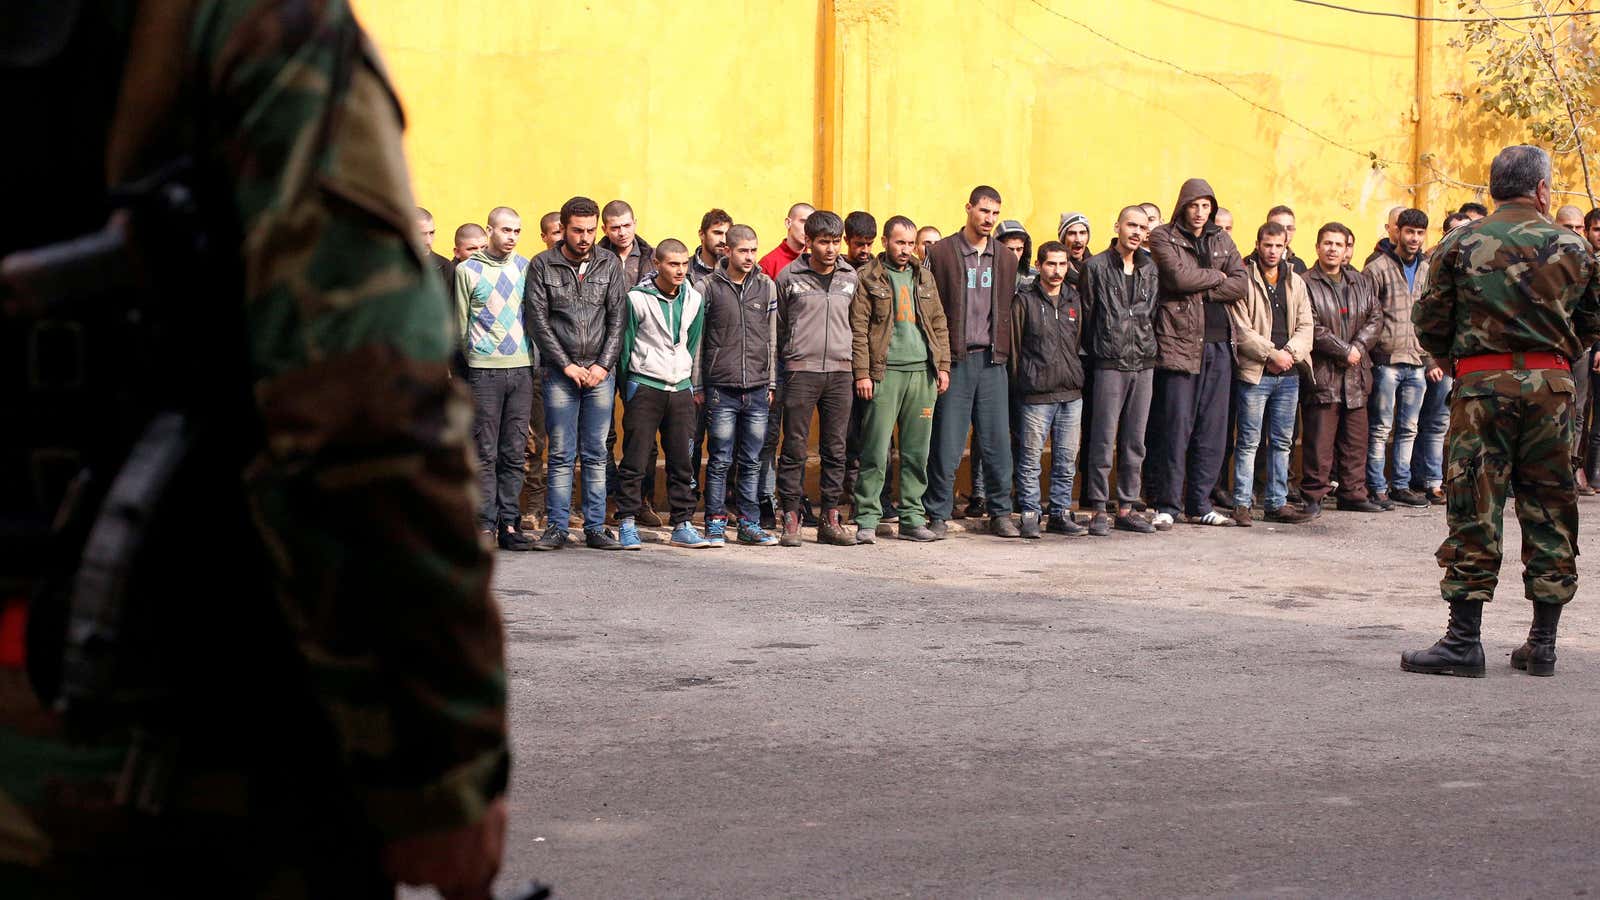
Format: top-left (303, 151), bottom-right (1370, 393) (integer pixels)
top-left (994, 219), bottom-right (1033, 271)
top-left (1171, 178), bottom-right (1220, 235)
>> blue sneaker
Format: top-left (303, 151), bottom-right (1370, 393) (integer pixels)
top-left (670, 522), bottom-right (711, 549)
top-left (737, 521), bottom-right (780, 546)
top-left (618, 517), bottom-right (642, 550)
top-left (705, 516), bottom-right (728, 546)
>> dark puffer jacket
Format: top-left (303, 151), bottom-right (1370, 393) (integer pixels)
top-left (1008, 278), bottom-right (1084, 404)
top-left (1303, 265), bottom-right (1381, 407)
top-left (695, 260), bottom-right (777, 390)
top-left (1079, 244), bottom-right (1160, 371)
top-left (1147, 177), bottom-right (1248, 373)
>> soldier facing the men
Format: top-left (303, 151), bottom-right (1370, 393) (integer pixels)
top-left (1402, 144), bottom-right (1600, 678)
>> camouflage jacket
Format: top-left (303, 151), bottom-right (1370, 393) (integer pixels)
top-left (1413, 199), bottom-right (1600, 364)
top-left (196, 0), bottom-right (508, 842)
top-left (3, 1), bottom-right (509, 877)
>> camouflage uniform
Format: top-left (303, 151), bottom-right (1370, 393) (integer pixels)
top-left (1413, 199), bottom-right (1600, 607)
top-left (0, 1), bottom-right (507, 894)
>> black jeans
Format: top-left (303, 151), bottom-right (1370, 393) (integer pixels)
top-left (779, 371), bottom-right (853, 512)
top-left (618, 383), bottom-right (698, 526)
top-left (1147, 340), bottom-right (1233, 518)
top-left (467, 366), bottom-right (534, 530)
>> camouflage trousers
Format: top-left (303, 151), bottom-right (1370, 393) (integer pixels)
top-left (1438, 368), bottom-right (1579, 606)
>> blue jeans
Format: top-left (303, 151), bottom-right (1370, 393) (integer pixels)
top-left (926, 350), bottom-right (1014, 520)
top-left (1232, 374), bottom-right (1299, 509)
top-left (1367, 363), bottom-right (1426, 494)
top-left (1016, 399), bottom-right (1082, 516)
top-left (704, 385), bottom-right (770, 523)
top-left (544, 368), bottom-right (615, 531)
top-left (1411, 371), bottom-right (1453, 489)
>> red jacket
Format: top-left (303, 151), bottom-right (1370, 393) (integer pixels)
top-left (759, 240), bottom-right (802, 281)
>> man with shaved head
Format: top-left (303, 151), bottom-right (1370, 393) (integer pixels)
top-left (1367, 205), bottom-right (1406, 265)
top-left (598, 199), bottom-right (653, 287)
top-left (456, 206), bottom-right (536, 549)
top-left (539, 211), bottom-right (562, 249)
top-left (915, 225), bottom-right (942, 269)
top-left (761, 202), bottom-right (814, 280)
top-left (615, 239), bottom-right (710, 550)
top-left (417, 206), bottom-right (451, 295)
top-left (453, 222), bottom-right (488, 261)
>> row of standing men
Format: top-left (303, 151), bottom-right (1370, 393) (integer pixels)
top-left (422, 185), bottom-right (1600, 551)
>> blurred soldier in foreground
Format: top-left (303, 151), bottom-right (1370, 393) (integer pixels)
top-left (1402, 145), bottom-right (1600, 678)
top-left (0, 1), bottom-right (509, 896)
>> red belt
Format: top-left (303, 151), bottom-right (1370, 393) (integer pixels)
top-left (1454, 352), bottom-right (1569, 376)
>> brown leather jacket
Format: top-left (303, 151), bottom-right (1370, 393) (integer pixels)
top-left (1303, 265), bottom-right (1381, 407)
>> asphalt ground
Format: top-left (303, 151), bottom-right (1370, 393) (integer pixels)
top-left (480, 500), bottom-right (1600, 898)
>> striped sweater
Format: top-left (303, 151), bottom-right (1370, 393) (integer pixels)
top-left (454, 249), bottom-right (533, 368)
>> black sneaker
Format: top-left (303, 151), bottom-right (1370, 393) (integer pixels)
top-left (585, 527), bottom-right (622, 550)
top-left (928, 518), bottom-right (949, 540)
top-left (1336, 498), bottom-right (1385, 513)
top-left (1047, 514), bottom-right (1087, 536)
top-left (1087, 512), bottom-right (1111, 536)
top-left (1114, 512), bottom-right (1155, 533)
top-left (963, 495), bottom-right (987, 519)
top-left (990, 515), bottom-right (1021, 538)
top-left (1391, 487), bottom-right (1430, 508)
top-left (898, 523), bottom-right (937, 542)
top-left (532, 524), bottom-right (568, 551)
top-left (497, 519), bottom-right (535, 551)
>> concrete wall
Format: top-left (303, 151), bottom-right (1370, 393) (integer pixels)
top-left (355, 0), bottom-right (1593, 261)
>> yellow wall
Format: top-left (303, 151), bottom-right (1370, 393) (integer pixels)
top-left (356, 0), bottom-right (1591, 261)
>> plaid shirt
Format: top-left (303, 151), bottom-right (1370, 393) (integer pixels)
top-left (1365, 249), bottom-right (1431, 367)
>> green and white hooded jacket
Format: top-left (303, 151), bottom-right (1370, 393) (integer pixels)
top-left (619, 277), bottom-right (706, 392)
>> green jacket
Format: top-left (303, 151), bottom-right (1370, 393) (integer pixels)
top-left (851, 254), bottom-right (952, 381)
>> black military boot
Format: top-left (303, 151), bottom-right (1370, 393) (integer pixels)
top-left (1400, 600), bottom-right (1486, 677)
top-left (1510, 602), bottom-right (1562, 677)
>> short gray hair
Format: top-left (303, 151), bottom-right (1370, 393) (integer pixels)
top-left (1489, 145), bottom-right (1551, 201)
top-left (727, 224), bottom-right (758, 247)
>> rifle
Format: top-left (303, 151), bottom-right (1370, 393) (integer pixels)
top-left (2, 159), bottom-right (209, 808)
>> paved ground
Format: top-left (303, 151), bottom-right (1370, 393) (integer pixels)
top-left (487, 503), bottom-right (1600, 898)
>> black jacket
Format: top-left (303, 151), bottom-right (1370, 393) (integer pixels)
top-left (598, 234), bottom-right (654, 286)
top-left (524, 244), bottom-right (627, 372)
top-left (1009, 279), bottom-right (1085, 404)
top-left (695, 261), bottom-right (777, 390)
top-left (1079, 245), bottom-right (1160, 372)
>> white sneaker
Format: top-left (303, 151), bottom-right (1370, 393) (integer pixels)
top-left (1150, 512), bottom-right (1175, 531)
top-left (1194, 510), bottom-right (1235, 527)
